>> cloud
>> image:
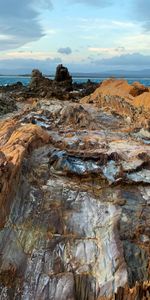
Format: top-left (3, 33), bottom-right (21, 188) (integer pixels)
top-left (0, 57), bottom-right (62, 74)
top-left (88, 47), bottom-right (127, 57)
top-left (57, 47), bottom-right (72, 55)
top-left (91, 53), bottom-right (150, 67)
top-left (0, 0), bottom-right (53, 50)
top-left (69, 0), bottom-right (112, 6)
top-left (134, 0), bottom-right (150, 31)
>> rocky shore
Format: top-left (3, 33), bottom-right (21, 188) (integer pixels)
top-left (0, 65), bottom-right (150, 299)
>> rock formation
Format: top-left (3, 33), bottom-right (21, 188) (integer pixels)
top-left (0, 76), bottom-right (150, 299)
top-left (0, 66), bottom-right (99, 102)
top-left (86, 78), bottom-right (149, 104)
top-left (81, 78), bottom-right (150, 128)
top-left (55, 64), bottom-right (72, 83)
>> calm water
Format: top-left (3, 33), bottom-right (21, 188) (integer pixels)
top-left (0, 76), bottom-right (150, 86)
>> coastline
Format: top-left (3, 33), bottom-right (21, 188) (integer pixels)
top-left (0, 67), bottom-right (150, 299)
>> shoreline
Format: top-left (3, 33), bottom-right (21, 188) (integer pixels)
top-left (0, 68), bottom-right (150, 299)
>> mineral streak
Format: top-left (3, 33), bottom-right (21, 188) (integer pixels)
top-left (0, 75), bottom-right (150, 299)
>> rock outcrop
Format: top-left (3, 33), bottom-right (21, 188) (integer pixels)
top-left (55, 64), bottom-right (72, 83)
top-left (83, 78), bottom-right (150, 104)
top-left (0, 66), bottom-right (99, 104)
top-left (0, 77), bottom-right (150, 299)
top-left (81, 78), bottom-right (150, 128)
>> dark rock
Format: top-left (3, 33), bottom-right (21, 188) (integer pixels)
top-left (55, 64), bottom-right (72, 83)
top-left (0, 87), bottom-right (150, 299)
top-left (0, 93), bottom-right (17, 115)
top-left (30, 69), bottom-right (52, 90)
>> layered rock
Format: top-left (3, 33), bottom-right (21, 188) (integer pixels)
top-left (0, 120), bottom-right (49, 227)
top-left (88, 78), bottom-right (149, 102)
top-left (0, 79), bottom-right (150, 299)
top-left (81, 78), bottom-right (150, 128)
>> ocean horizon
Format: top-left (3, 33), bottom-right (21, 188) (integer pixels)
top-left (0, 75), bottom-right (150, 87)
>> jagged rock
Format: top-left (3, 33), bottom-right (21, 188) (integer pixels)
top-left (30, 69), bottom-right (52, 91)
top-left (0, 67), bottom-right (98, 102)
top-left (130, 81), bottom-right (149, 97)
top-left (80, 79), bottom-right (150, 128)
top-left (0, 120), bottom-right (49, 227)
top-left (0, 79), bottom-right (150, 299)
top-left (55, 64), bottom-right (72, 83)
top-left (84, 78), bottom-right (150, 103)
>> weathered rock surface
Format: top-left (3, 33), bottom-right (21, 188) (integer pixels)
top-left (0, 78), bottom-right (150, 299)
top-left (0, 93), bottom-right (17, 115)
top-left (0, 66), bottom-right (99, 106)
top-left (88, 78), bottom-right (149, 102)
top-left (29, 67), bottom-right (98, 100)
top-left (81, 78), bottom-right (150, 129)
top-left (55, 64), bottom-right (72, 84)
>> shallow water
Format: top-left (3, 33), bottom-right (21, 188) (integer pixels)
top-left (0, 76), bottom-right (150, 86)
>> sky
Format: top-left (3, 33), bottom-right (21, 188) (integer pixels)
top-left (0, 0), bottom-right (150, 74)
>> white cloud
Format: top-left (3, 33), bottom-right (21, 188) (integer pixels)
top-left (0, 0), bottom-right (53, 50)
top-left (88, 47), bottom-right (128, 57)
top-left (91, 53), bottom-right (150, 67)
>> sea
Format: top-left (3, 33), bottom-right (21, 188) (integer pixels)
top-left (0, 76), bottom-right (150, 87)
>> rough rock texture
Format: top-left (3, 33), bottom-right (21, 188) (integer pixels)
top-left (133, 92), bottom-right (150, 110)
top-left (0, 78), bottom-right (150, 299)
top-left (0, 66), bottom-right (99, 105)
top-left (83, 78), bottom-right (150, 104)
top-left (55, 64), bottom-right (72, 84)
top-left (0, 120), bottom-right (49, 228)
top-left (81, 79), bottom-right (150, 128)
top-left (0, 93), bottom-right (17, 115)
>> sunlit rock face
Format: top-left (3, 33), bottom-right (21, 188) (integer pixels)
top-left (81, 78), bottom-right (150, 128)
top-left (0, 78), bottom-right (150, 299)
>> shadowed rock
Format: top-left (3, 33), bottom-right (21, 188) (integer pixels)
top-left (55, 64), bottom-right (72, 83)
top-left (0, 93), bottom-right (17, 115)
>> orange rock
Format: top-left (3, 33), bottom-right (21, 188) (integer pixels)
top-left (81, 78), bottom-right (149, 103)
top-left (0, 122), bottom-right (49, 228)
top-left (98, 282), bottom-right (150, 300)
top-left (80, 78), bottom-right (150, 127)
top-left (130, 81), bottom-right (149, 97)
top-left (94, 78), bottom-right (133, 101)
top-left (133, 92), bottom-right (150, 110)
